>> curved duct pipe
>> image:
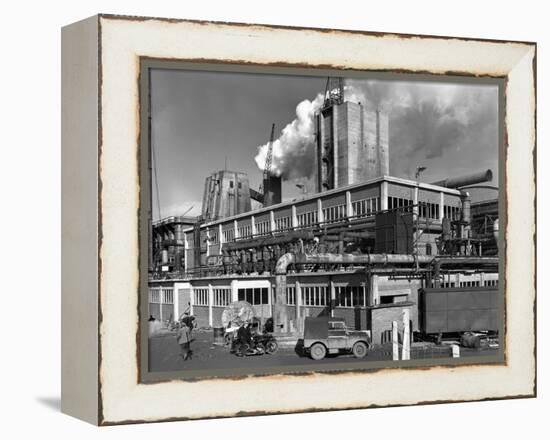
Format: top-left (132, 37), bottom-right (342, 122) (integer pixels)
top-left (431, 169), bottom-right (492, 189)
top-left (275, 253), bottom-right (296, 275)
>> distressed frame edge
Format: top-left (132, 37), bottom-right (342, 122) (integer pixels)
top-left (61, 14), bottom-right (101, 425)
top-left (94, 15), bottom-right (536, 425)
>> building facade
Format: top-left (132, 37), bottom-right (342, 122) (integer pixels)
top-left (149, 175), bottom-right (499, 343)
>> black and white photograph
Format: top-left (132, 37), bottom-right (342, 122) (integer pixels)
top-left (1, 0), bottom-right (541, 432)
top-left (144, 67), bottom-right (503, 377)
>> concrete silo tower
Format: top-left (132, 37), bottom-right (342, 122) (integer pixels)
top-left (315, 78), bottom-right (389, 192)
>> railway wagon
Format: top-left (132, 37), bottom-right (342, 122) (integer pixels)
top-left (419, 286), bottom-right (499, 335)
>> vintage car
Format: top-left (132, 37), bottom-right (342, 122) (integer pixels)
top-left (303, 316), bottom-right (371, 360)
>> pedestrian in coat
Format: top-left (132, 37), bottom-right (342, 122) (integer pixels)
top-left (177, 322), bottom-right (192, 360)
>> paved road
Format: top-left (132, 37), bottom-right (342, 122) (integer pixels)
top-left (148, 330), bottom-right (499, 374)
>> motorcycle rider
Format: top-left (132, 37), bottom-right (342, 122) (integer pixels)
top-left (237, 322), bottom-right (252, 356)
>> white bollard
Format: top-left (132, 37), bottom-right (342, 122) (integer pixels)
top-left (452, 344), bottom-right (461, 358)
top-left (402, 309), bottom-right (410, 361)
top-left (392, 321), bottom-right (399, 361)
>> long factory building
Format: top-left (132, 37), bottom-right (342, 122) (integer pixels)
top-left (149, 174), bottom-right (499, 344)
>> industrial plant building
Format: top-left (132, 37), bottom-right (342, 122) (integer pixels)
top-left (149, 80), bottom-right (500, 344)
top-left (150, 173), bottom-right (499, 343)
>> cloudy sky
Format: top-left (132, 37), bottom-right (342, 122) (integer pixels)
top-left (150, 69), bottom-right (499, 221)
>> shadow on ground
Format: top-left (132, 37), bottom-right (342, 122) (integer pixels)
top-left (36, 396), bottom-right (61, 412)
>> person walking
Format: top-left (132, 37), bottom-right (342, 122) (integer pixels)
top-left (176, 321), bottom-right (192, 361)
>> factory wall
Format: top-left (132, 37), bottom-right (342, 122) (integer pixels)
top-left (183, 176), bottom-right (465, 271)
top-left (149, 272), bottom-right (497, 347)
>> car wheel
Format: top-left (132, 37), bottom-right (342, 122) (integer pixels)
top-left (310, 343), bottom-right (327, 360)
top-left (266, 340), bottom-right (278, 354)
top-left (352, 341), bottom-right (368, 358)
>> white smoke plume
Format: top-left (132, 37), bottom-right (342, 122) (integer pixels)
top-left (254, 93), bottom-right (324, 179)
top-left (253, 84), bottom-right (372, 180)
top-left (254, 79), bottom-right (497, 182)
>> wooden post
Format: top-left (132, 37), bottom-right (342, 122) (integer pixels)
top-left (402, 309), bottom-right (410, 360)
top-left (392, 321), bottom-right (399, 361)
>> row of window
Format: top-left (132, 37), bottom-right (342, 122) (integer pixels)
top-left (297, 210), bottom-right (318, 227)
top-left (302, 286), bottom-right (329, 307)
top-left (443, 205), bottom-right (462, 221)
top-left (237, 224), bottom-right (252, 239)
top-left (237, 288), bottom-right (269, 305)
top-left (188, 279), bottom-right (499, 308)
top-left (256, 221), bottom-right (270, 236)
top-left (322, 204), bottom-right (347, 223)
top-left (285, 285), bottom-right (367, 308)
top-left (387, 196), bottom-right (413, 212)
top-left (222, 229), bottom-right (234, 243)
top-left (213, 288), bottom-right (232, 306)
top-left (149, 288), bottom-right (174, 305)
top-left (274, 216), bottom-right (292, 231)
top-left (194, 288), bottom-right (209, 306)
top-left (387, 198), bottom-right (461, 222)
top-left (286, 286), bottom-right (296, 305)
top-left (418, 201), bottom-right (440, 220)
top-left (441, 280), bottom-right (499, 288)
top-left (352, 197), bottom-right (380, 217)
top-left (193, 288), bottom-right (235, 306)
top-left (195, 200), bottom-right (462, 247)
top-left (335, 286), bottom-right (366, 308)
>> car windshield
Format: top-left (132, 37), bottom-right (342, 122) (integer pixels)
top-left (329, 321), bottom-right (346, 330)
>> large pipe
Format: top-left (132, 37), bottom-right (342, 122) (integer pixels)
top-left (222, 229), bottom-right (314, 252)
top-left (294, 252), bottom-right (433, 266)
top-left (431, 169), bottom-right (493, 189)
top-left (275, 252), bottom-right (499, 275)
top-left (275, 252), bottom-right (433, 275)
